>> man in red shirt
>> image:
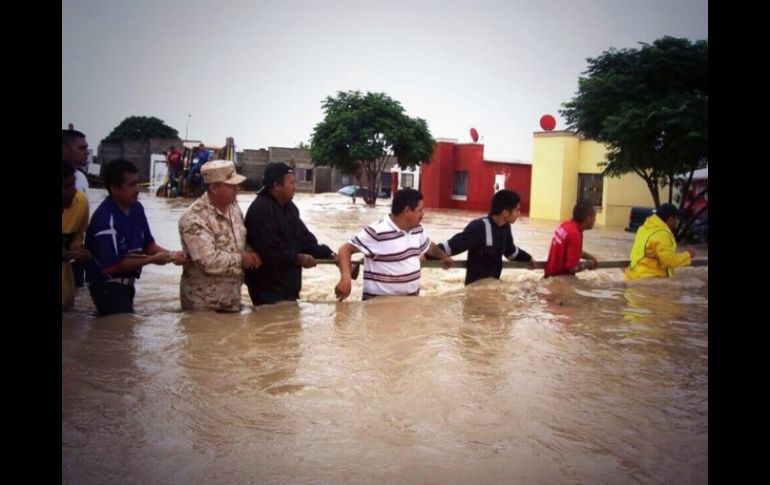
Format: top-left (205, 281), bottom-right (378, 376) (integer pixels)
top-left (165, 145), bottom-right (183, 185)
top-left (544, 203), bottom-right (598, 278)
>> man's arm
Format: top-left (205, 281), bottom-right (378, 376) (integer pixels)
top-left (143, 242), bottom-right (186, 265)
top-left (334, 242), bottom-right (361, 301)
top-left (504, 231), bottom-right (536, 269)
top-left (652, 233), bottom-right (693, 268)
top-left (102, 250), bottom-right (173, 273)
top-left (241, 250), bottom-right (261, 269)
top-left (562, 232), bottom-right (584, 274)
top-left (135, 208), bottom-right (183, 265)
top-left (426, 241), bottom-right (453, 269)
top-left (581, 250), bottom-right (598, 270)
top-left (435, 220), bottom-right (482, 256)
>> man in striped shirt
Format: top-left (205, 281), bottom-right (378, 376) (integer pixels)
top-left (335, 188), bottom-right (453, 301)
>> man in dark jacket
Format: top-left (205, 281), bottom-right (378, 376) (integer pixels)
top-left (244, 162), bottom-right (335, 305)
top-left (436, 189), bottom-right (535, 285)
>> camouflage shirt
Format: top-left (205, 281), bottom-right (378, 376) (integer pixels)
top-left (179, 192), bottom-right (247, 312)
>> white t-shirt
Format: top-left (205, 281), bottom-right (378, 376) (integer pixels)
top-left (348, 215), bottom-right (430, 299)
top-left (74, 169), bottom-right (89, 194)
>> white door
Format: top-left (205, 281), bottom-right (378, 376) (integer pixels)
top-left (150, 154), bottom-right (168, 189)
top-left (494, 174), bottom-right (505, 192)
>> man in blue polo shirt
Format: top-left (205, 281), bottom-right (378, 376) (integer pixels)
top-left (186, 143), bottom-right (210, 193)
top-left (85, 159), bottom-right (185, 315)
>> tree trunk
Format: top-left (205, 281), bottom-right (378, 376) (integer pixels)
top-left (352, 174), bottom-right (364, 204)
top-left (644, 176), bottom-right (660, 208)
top-left (364, 166), bottom-right (378, 206)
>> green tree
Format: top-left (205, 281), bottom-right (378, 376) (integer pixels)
top-left (560, 36), bottom-right (707, 239)
top-left (102, 116), bottom-right (179, 144)
top-left (310, 91), bottom-right (435, 206)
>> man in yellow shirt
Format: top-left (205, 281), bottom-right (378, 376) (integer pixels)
top-left (62, 161), bottom-right (90, 310)
top-left (625, 203), bottom-right (695, 280)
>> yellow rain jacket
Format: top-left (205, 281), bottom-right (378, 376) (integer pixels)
top-left (624, 214), bottom-right (691, 280)
top-left (62, 191), bottom-right (89, 308)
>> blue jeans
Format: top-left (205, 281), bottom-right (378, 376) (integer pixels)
top-left (186, 163), bottom-right (202, 188)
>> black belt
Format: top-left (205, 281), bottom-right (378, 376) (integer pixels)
top-left (103, 277), bottom-right (136, 285)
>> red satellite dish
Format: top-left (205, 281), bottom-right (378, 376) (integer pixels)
top-left (470, 128), bottom-right (479, 142)
top-left (540, 115), bottom-right (556, 131)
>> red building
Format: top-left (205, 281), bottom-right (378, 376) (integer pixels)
top-left (419, 140), bottom-right (532, 214)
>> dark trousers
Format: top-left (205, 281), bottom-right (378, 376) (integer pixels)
top-left (72, 262), bottom-right (85, 288)
top-left (167, 165), bottom-right (181, 186)
top-left (186, 163), bottom-right (202, 188)
top-left (247, 287), bottom-right (295, 306)
top-left (88, 282), bottom-right (135, 316)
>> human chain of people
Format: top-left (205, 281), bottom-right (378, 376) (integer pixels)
top-left (63, 129), bottom-right (703, 315)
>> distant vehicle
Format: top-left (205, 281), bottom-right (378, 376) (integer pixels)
top-left (625, 207), bottom-right (655, 232)
top-left (156, 137), bottom-right (237, 198)
top-left (625, 205), bottom-right (707, 243)
top-left (682, 218), bottom-right (708, 244)
top-left (337, 185), bottom-right (388, 199)
top-left (626, 168), bottom-right (708, 240)
top-left (677, 172), bottom-right (708, 244)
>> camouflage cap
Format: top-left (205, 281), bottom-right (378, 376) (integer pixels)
top-left (201, 160), bottom-right (245, 185)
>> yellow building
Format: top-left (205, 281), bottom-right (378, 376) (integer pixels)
top-left (529, 131), bottom-right (662, 227)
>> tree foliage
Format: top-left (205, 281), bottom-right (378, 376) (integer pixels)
top-left (310, 91), bottom-right (435, 206)
top-left (560, 36), bottom-right (708, 239)
top-left (102, 116), bottom-right (179, 144)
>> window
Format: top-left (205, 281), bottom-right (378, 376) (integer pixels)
top-left (452, 171), bottom-right (468, 196)
top-left (577, 173), bottom-right (603, 206)
top-left (296, 168), bottom-right (313, 182)
top-left (401, 173), bottom-right (414, 188)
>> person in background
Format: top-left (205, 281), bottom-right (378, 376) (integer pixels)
top-left (197, 143), bottom-right (210, 165)
top-left (85, 159), bottom-right (185, 315)
top-left (435, 189), bottom-right (535, 286)
top-left (62, 128), bottom-right (89, 194)
top-left (179, 160), bottom-right (261, 312)
top-left (165, 145), bottom-right (183, 188)
top-left (186, 143), bottom-right (210, 193)
top-left (335, 188), bottom-right (452, 301)
top-left (624, 203), bottom-right (695, 280)
top-left (62, 161), bottom-right (91, 311)
top-left (544, 203), bottom-right (598, 278)
top-left (62, 128), bottom-right (90, 287)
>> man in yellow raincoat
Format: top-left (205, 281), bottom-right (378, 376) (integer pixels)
top-left (62, 161), bottom-right (90, 310)
top-left (624, 203), bottom-right (695, 279)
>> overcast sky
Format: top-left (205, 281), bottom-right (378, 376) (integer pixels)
top-left (62, 0), bottom-right (707, 162)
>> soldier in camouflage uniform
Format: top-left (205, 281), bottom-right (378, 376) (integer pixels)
top-left (179, 160), bottom-right (262, 312)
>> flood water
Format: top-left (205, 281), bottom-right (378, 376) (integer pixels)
top-left (62, 189), bottom-right (708, 484)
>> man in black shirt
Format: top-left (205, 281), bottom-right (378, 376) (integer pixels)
top-left (244, 162), bottom-right (335, 305)
top-left (437, 189), bottom-right (535, 285)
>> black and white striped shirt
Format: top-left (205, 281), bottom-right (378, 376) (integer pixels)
top-left (349, 215), bottom-right (430, 298)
